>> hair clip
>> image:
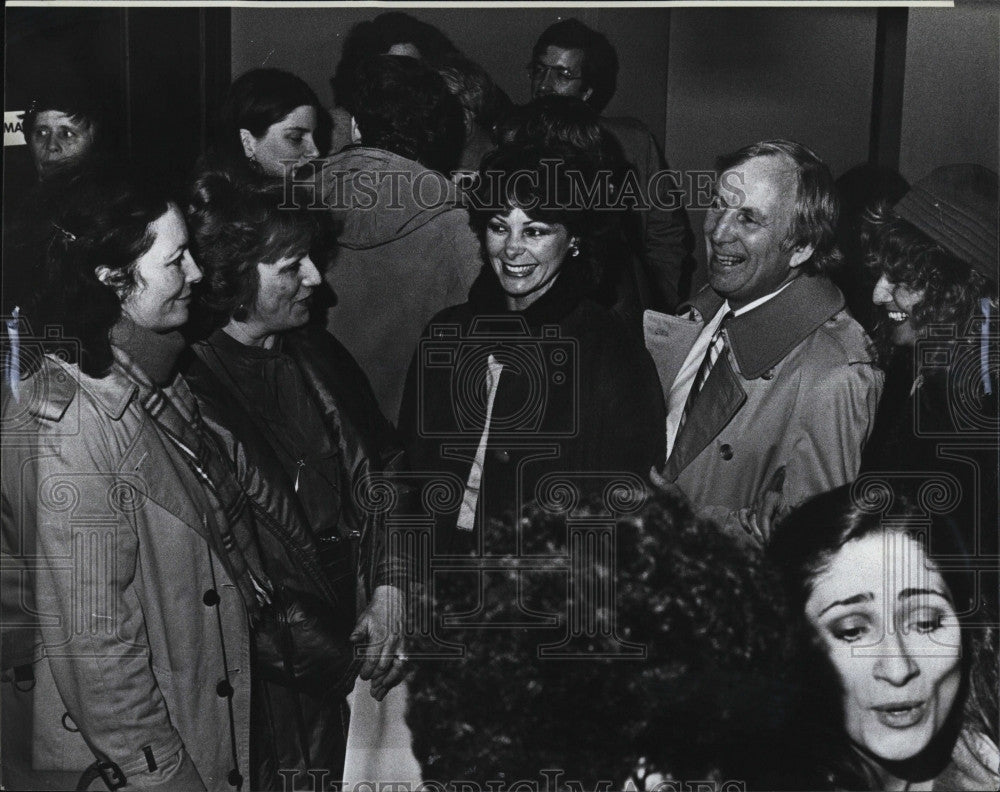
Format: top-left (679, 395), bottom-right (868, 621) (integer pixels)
top-left (51, 222), bottom-right (78, 242)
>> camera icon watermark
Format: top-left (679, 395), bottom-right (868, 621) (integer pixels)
top-left (2, 316), bottom-right (83, 442)
top-left (913, 321), bottom-right (998, 438)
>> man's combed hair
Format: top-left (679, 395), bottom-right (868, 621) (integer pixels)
top-left (331, 12), bottom-right (459, 109)
top-left (717, 139), bottom-right (843, 276)
top-left (341, 55), bottom-right (464, 174)
top-left (532, 18), bottom-right (619, 113)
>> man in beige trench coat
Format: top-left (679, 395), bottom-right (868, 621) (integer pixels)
top-left (645, 139), bottom-right (884, 543)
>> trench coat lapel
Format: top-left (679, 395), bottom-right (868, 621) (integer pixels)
top-left (662, 352), bottom-right (746, 481)
top-left (122, 416), bottom-right (217, 542)
top-left (643, 309), bottom-right (703, 407)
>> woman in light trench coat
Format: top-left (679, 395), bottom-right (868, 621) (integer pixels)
top-left (1, 171), bottom-right (257, 790)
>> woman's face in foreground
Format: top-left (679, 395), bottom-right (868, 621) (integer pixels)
top-left (805, 533), bottom-right (962, 764)
top-left (119, 205), bottom-right (202, 333)
top-left (242, 104), bottom-right (319, 178)
top-left (485, 207), bottom-right (574, 311)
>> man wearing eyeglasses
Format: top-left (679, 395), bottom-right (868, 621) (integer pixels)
top-left (528, 18), bottom-right (694, 313)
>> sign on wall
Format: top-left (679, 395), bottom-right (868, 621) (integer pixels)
top-left (5, 111), bottom-right (27, 146)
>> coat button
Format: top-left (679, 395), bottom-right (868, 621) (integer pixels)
top-left (719, 444), bottom-right (734, 461)
top-left (202, 589), bottom-right (220, 606)
top-left (216, 680), bottom-right (234, 698)
top-left (228, 769), bottom-right (243, 787)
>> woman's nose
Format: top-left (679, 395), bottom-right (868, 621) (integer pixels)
top-left (872, 630), bottom-right (920, 686)
top-left (182, 251), bottom-right (203, 284)
top-left (303, 135), bottom-right (319, 161)
top-left (872, 274), bottom-right (894, 306)
top-left (504, 234), bottom-right (525, 257)
top-left (300, 255), bottom-right (322, 286)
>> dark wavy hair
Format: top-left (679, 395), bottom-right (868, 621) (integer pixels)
top-left (468, 143), bottom-right (613, 293)
top-left (768, 484), bottom-right (999, 790)
top-left (340, 55), bottom-right (464, 174)
top-left (207, 68), bottom-right (327, 179)
top-left (532, 18), bottom-right (619, 113)
top-left (331, 12), bottom-right (458, 109)
top-left (717, 139), bottom-right (843, 276)
top-left (186, 171), bottom-right (330, 329)
top-left (862, 201), bottom-right (996, 353)
top-left (21, 170), bottom-right (173, 377)
top-left (407, 488), bottom-right (793, 787)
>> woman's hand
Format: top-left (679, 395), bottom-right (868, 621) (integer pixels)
top-left (350, 584), bottom-right (407, 701)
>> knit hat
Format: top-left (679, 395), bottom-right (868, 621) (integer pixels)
top-left (893, 164), bottom-right (998, 283)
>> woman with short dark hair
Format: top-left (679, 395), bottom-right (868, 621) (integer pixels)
top-left (398, 142), bottom-right (665, 549)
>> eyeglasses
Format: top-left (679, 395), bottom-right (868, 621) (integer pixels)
top-left (526, 61), bottom-right (584, 85)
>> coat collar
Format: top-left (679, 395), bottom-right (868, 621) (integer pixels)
top-left (37, 355), bottom-right (138, 422)
top-left (683, 274), bottom-right (846, 380)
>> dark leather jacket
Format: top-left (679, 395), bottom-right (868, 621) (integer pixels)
top-left (184, 327), bottom-right (409, 684)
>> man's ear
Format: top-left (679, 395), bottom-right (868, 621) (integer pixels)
top-left (239, 128), bottom-right (256, 159)
top-left (789, 243), bottom-right (815, 269)
top-left (350, 116), bottom-right (362, 144)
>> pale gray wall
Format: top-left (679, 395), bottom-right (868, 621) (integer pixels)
top-left (900, 5), bottom-right (999, 182)
top-left (230, 7), bottom-right (671, 142)
top-left (664, 8), bottom-right (878, 279)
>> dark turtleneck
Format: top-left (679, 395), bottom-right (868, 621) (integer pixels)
top-left (109, 316), bottom-right (187, 386)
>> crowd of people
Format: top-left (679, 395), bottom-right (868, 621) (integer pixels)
top-left (1, 11), bottom-right (997, 792)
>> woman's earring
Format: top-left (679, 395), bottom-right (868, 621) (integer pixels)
top-left (569, 240), bottom-right (580, 257)
top-left (233, 304), bottom-right (249, 322)
top-left (247, 153), bottom-right (263, 174)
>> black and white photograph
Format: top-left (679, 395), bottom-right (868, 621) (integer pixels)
top-left (2, 1), bottom-right (998, 790)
